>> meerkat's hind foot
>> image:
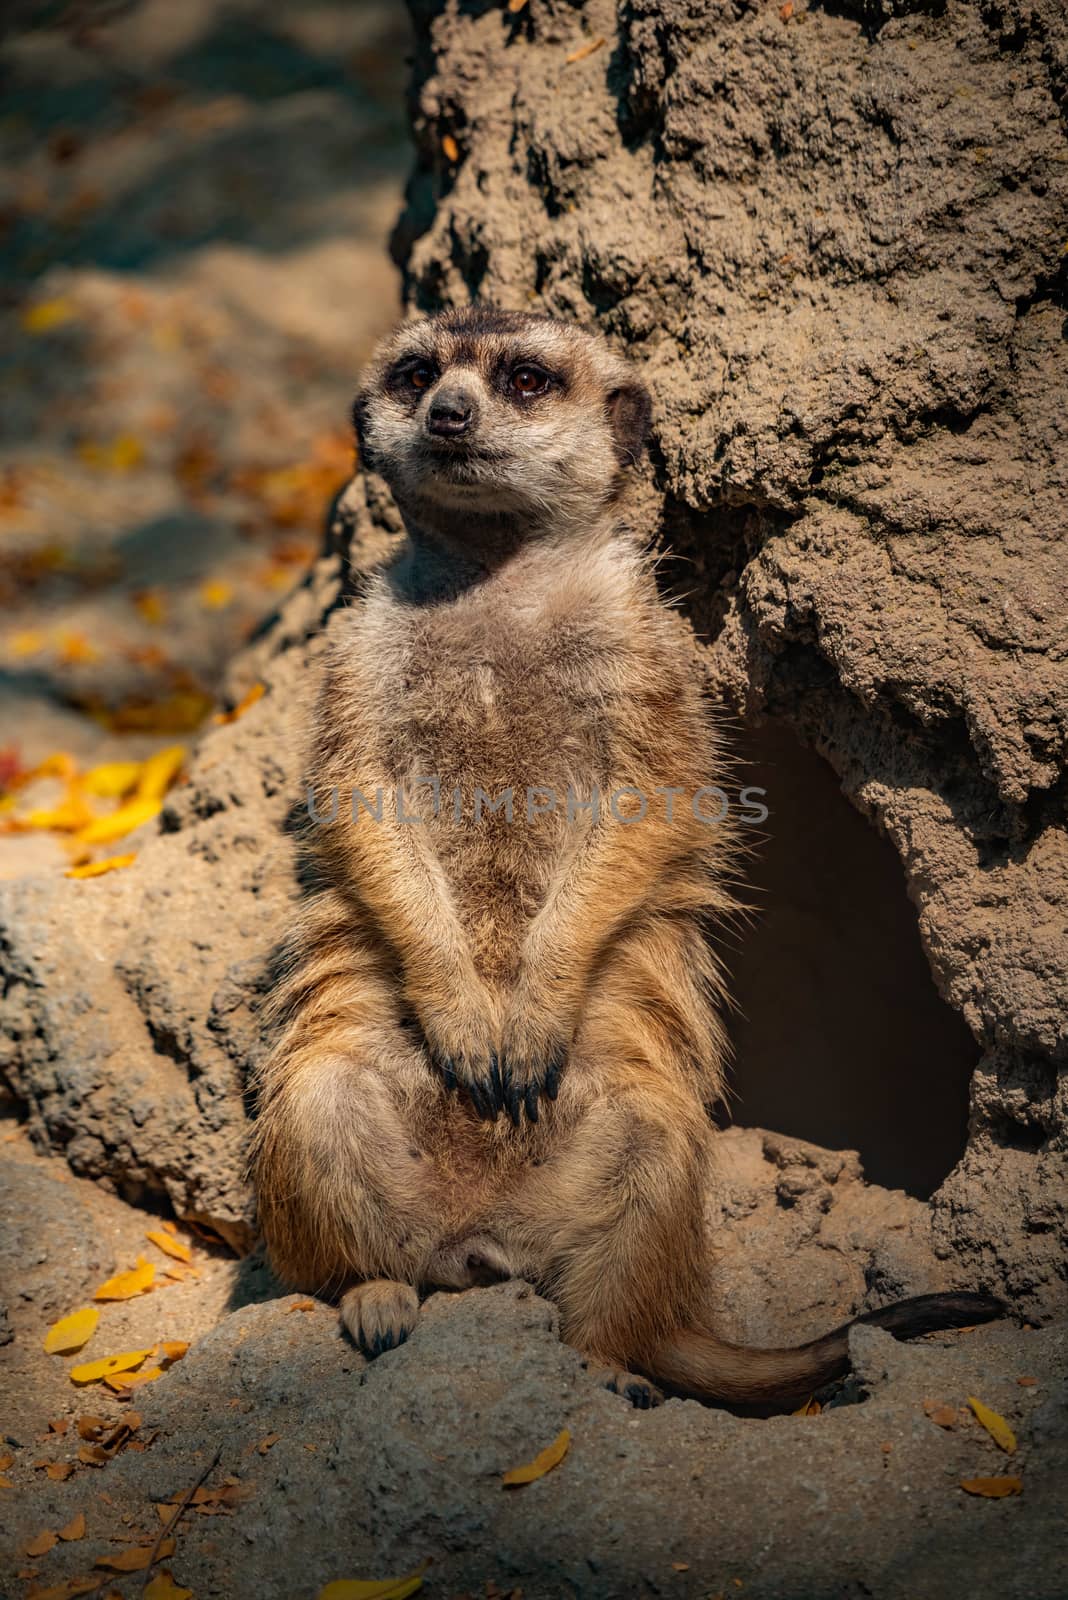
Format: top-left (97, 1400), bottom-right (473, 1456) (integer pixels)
top-left (596, 1366), bottom-right (664, 1409)
top-left (341, 1279), bottom-right (420, 1358)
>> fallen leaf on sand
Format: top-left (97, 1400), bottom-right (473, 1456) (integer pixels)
top-left (0, 1451), bottom-right (11, 1469)
top-left (22, 297), bottom-right (79, 333)
top-left (77, 434), bottom-right (144, 473)
top-left (565, 36), bottom-right (605, 64)
top-left (960, 1475), bottom-right (1023, 1497)
top-left (318, 1566), bottom-right (427, 1600)
top-left (508, 0), bottom-right (529, 11)
top-left (25, 1528), bottom-right (58, 1556)
top-left (502, 1428), bottom-right (570, 1486)
top-left (144, 1573), bottom-right (193, 1600)
top-left (46, 1462), bottom-right (75, 1481)
top-left (257, 1433), bottom-right (281, 1455)
top-left (96, 1538), bottom-right (175, 1572)
top-left (106, 1365), bottom-right (163, 1393)
top-left (213, 682), bottom-right (265, 724)
top-left (791, 1396), bottom-right (821, 1417)
top-left (44, 1307), bottom-right (100, 1355)
top-left (136, 746), bottom-right (186, 802)
top-left (65, 854), bottom-right (137, 880)
top-left (83, 761), bottom-right (142, 798)
top-left (133, 589), bottom-right (167, 625)
top-left (146, 1229), bottom-right (192, 1263)
top-left (77, 798), bottom-right (161, 846)
top-left (285, 1300), bottom-right (315, 1313)
top-left (70, 1349), bottom-right (153, 1385)
top-left (1017, 1376), bottom-right (1037, 1387)
top-left (923, 1400), bottom-right (958, 1429)
top-left (58, 1512), bottom-right (86, 1541)
top-left (441, 134), bottom-right (459, 162)
top-left (198, 578), bottom-right (233, 610)
top-left (0, 1475), bottom-right (12, 1488)
top-left (968, 1396), bottom-right (1017, 1454)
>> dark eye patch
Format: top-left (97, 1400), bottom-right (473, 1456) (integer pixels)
top-left (385, 354), bottom-right (440, 403)
top-left (493, 355), bottom-right (565, 402)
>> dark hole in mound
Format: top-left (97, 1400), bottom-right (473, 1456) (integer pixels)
top-left (722, 717), bottom-right (977, 1199)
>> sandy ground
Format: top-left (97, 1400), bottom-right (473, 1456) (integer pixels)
top-left (0, 0), bottom-right (410, 877)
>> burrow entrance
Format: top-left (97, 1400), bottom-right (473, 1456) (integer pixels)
top-left (722, 717), bottom-right (977, 1199)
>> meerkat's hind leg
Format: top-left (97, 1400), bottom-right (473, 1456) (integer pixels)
top-left (596, 1367), bottom-right (665, 1409)
top-left (341, 1280), bottom-right (420, 1358)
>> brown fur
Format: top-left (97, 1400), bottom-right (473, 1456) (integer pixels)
top-left (251, 307), bottom-right (1000, 1407)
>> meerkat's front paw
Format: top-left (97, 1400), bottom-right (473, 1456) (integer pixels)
top-left (341, 1279), bottom-right (419, 1358)
top-left (496, 1004), bottom-right (568, 1126)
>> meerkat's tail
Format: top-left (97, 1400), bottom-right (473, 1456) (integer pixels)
top-left (647, 1291), bottom-right (1004, 1409)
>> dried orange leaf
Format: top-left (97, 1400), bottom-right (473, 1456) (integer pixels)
top-left (0, 1475), bottom-right (12, 1488)
top-left (71, 1348), bottom-right (153, 1385)
top-left (318, 1568), bottom-right (427, 1600)
top-left (155, 1503), bottom-right (181, 1527)
top-left (76, 1416), bottom-right (104, 1440)
top-left (285, 1300), bottom-right (315, 1313)
top-left (441, 134), bottom-right (459, 162)
top-left (44, 1307), bottom-right (100, 1355)
top-left (133, 589), bottom-right (167, 625)
top-left (96, 1538), bottom-right (174, 1571)
top-left (213, 682), bottom-right (265, 724)
top-left (136, 746), bottom-right (186, 803)
top-left (146, 1229), bottom-right (192, 1263)
top-left (77, 434), bottom-right (144, 472)
top-left (502, 1427), bottom-right (570, 1486)
top-left (144, 1573), bottom-right (193, 1600)
top-left (159, 1340), bottom-right (190, 1364)
top-left (25, 1528), bottom-right (58, 1556)
top-left (258, 1432), bottom-right (281, 1454)
top-left (967, 1396), bottom-right (1017, 1454)
top-left (1017, 1376), bottom-right (1037, 1387)
top-left (0, 1451), bottom-right (12, 1468)
top-left (960, 1475), bottom-right (1022, 1497)
top-left (93, 1256), bottom-right (155, 1301)
top-left (565, 36), bottom-right (606, 64)
top-left (77, 797), bottom-right (161, 846)
top-left (46, 1462), bottom-right (75, 1481)
top-left (508, 0), bottom-right (528, 11)
top-left (923, 1400), bottom-right (958, 1429)
top-left (58, 1512), bottom-right (86, 1541)
top-left (65, 853), bottom-right (137, 880)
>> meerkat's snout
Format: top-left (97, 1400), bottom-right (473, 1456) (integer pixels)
top-left (425, 381), bottom-right (478, 441)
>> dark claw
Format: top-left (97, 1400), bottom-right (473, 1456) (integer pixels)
top-left (367, 1332), bottom-right (381, 1359)
top-left (503, 1066), bottom-right (522, 1127)
top-left (524, 1082), bottom-right (539, 1124)
top-left (468, 1080), bottom-right (489, 1119)
top-left (544, 1055), bottom-right (562, 1101)
top-left (442, 1063), bottom-right (458, 1093)
top-left (489, 1054), bottom-right (504, 1111)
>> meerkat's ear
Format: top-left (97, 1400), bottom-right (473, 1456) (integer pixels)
top-left (606, 381), bottom-right (653, 467)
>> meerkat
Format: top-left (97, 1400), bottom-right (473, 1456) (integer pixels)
top-left (251, 306), bottom-right (999, 1408)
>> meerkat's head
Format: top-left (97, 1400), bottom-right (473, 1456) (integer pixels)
top-left (352, 307), bottom-right (651, 539)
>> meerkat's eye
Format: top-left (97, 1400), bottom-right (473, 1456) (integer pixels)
top-left (510, 365), bottom-right (550, 397)
top-left (409, 363), bottom-right (435, 391)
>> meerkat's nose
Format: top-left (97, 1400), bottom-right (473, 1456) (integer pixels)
top-left (427, 386), bottom-right (476, 438)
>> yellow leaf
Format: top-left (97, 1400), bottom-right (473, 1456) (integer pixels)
top-left (960, 1475), bottom-right (1023, 1497)
top-left (502, 1427), bottom-right (571, 1486)
top-left (92, 1256), bottom-right (155, 1301)
top-left (56, 630), bottom-right (99, 664)
top-left (136, 746), bottom-right (186, 802)
top-left (198, 578), bottom-right (233, 610)
top-left (146, 1228), bottom-right (193, 1263)
top-left (77, 434), bottom-right (144, 472)
top-left (65, 853), bottom-right (137, 880)
top-left (43, 1307), bottom-right (99, 1355)
top-left (8, 628), bottom-right (46, 657)
top-left (77, 796), bottom-right (161, 845)
top-left (25, 1528), bottom-right (58, 1556)
top-left (106, 1364), bottom-right (163, 1392)
top-left (967, 1396), bottom-right (1017, 1454)
top-left (96, 1539), bottom-right (174, 1572)
top-left (20, 785), bottom-right (95, 833)
top-left (22, 297), bottom-right (78, 333)
top-left (83, 762), bottom-right (142, 799)
top-left (318, 1567), bottom-right (427, 1600)
top-left (144, 1573), bottom-right (193, 1600)
top-left (70, 1348), bottom-right (154, 1385)
top-left (159, 1340), bottom-right (190, 1363)
top-left (58, 1511), bottom-right (86, 1541)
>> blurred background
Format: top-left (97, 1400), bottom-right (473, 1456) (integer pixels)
top-left (0, 0), bottom-right (412, 877)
